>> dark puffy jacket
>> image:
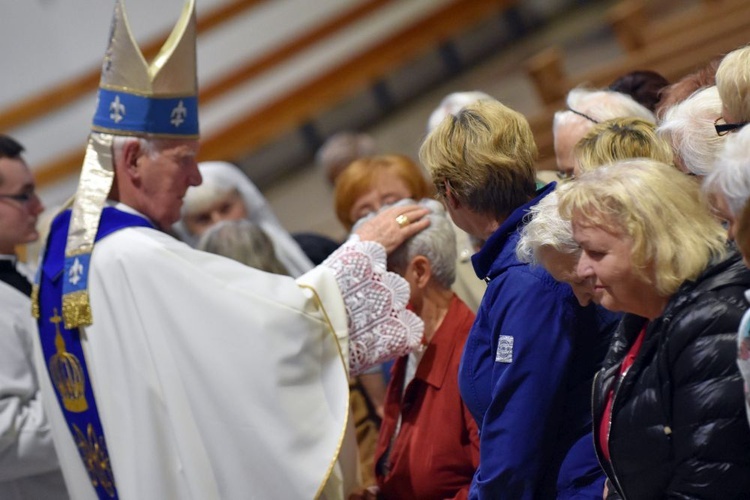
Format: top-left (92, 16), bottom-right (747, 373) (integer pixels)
top-left (593, 249), bottom-right (750, 500)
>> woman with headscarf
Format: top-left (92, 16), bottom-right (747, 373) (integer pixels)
top-left (174, 161), bottom-right (313, 277)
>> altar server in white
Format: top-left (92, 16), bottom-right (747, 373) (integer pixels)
top-left (0, 135), bottom-right (68, 499)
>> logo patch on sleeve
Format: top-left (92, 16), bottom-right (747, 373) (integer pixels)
top-left (496, 335), bottom-right (514, 363)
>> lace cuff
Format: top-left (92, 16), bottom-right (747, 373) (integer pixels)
top-left (321, 237), bottom-right (424, 376)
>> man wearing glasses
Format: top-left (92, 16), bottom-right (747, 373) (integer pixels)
top-left (714, 116), bottom-right (747, 136)
top-left (0, 135), bottom-right (68, 499)
top-left (552, 87), bottom-right (656, 179)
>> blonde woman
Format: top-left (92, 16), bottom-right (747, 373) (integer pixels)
top-left (558, 159), bottom-right (750, 498)
top-left (573, 117), bottom-right (673, 177)
top-left (420, 99), bottom-right (609, 499)
top-left (716, 44), bottom-right (750, 125)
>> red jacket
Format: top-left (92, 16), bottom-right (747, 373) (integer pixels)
top-left (374, 295), bottom-right (479, 499)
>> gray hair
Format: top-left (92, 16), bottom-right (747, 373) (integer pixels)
top-left (315, 131), bottom-right (377, 185)
top-left (657, 86), bottom-right (725, 176)
top-left (197, 219), bottom-right (290, 276)
top-left (376, 198), bottom-right (457, 289)
top-left (426, 90), bottom-right (494, 132)
top-left (516, 191), bottom-right (578, 264)
top-left (553, 87), bottom-right (656, 138)
top-left (112, 135), bottom-right (165, 159)
top-left (704, 125), bottom-right (750, 217)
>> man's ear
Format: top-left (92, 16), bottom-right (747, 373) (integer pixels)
top-left (410, 255), bottom-right (431, 289)
top-left (444, 181), bottom-right (461, 210)
top-left (121, 140), bottom-right (142, 181)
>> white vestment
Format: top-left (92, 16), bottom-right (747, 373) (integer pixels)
top-left (0, 274), bottom-right (68, 500)
top-left (36, 222), bottom-right (421, 499)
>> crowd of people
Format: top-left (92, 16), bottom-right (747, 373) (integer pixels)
top-left (2, 0), bottom-right (750, 498)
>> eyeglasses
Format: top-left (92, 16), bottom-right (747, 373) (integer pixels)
top-left (714, 117), bottom-right (747, 136)
top-left (568, 108), bottom-right (599, 124)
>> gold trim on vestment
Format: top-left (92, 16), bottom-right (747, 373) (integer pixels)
top-left (90, 125), bottom-right (199, 140)
top-left (31, 284), bottom-right (40, 319)
top-left (299, 284), bottom-right (352, 500)
top-left (62, 290), bottom-right (94, 331)
top-left (98, 83), bottom-right (196, 99)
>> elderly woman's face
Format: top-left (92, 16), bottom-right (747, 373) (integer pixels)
top-left (573, 221), bottom-right (655, 317)
top-left (710, 192), bottom-right (736, 240)
top-left (537, 246), bottom-right (598, 306)
top-left (349, 172), bottom-right (412, 225)
top-left (183, 189), bottom-right (248, 237)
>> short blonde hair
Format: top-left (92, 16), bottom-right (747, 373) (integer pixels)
top-left (558, 159), bottom-right (726, 296)
top-left (315, 131), bottom-right (377, 185)
top-left (419, 99), bottom-right (537, 220)
top-left (716, 44), bottom-right (750, 122)
top-left (574, 117), bottom-right (673, 175)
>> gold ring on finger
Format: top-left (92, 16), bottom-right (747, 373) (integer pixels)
top-left (395, 214), bottom-right (410, 228)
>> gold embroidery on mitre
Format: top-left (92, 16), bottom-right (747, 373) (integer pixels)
top-left (48, 309), bottom-right (89, 413)
top-left (98, 0), bottom-right (198, 103)
top-left (62, 290), bottom-right (93, 330)
top-left (73, 423), bottom-right (116, 498)
top-left (31, 284), bottom-right (40, 319)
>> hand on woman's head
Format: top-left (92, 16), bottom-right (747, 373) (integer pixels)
top-left (354, 204), bottom-right (430, 254)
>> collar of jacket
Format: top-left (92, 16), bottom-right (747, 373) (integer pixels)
top-left (602, 245), bottom-right (745, 370)
top-left (667, 244), bottom-right (747, 311)
top-left (471, 182), bottom-right (556, 281)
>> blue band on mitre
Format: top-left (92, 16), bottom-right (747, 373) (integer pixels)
top-left (92, 88), bottom-right (199, 137)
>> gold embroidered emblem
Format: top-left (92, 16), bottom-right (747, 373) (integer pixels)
top-left (48, 309), bottom-right (88, 412)
top-left (73, 423), bottom-right (116, 498)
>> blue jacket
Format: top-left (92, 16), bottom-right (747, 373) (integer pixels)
top-left (459, 183), bottom-right (620, 499)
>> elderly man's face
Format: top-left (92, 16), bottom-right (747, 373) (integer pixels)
top-left (554, 127), bottom-right (580, 177)
top-left (538, 246), bottom-right (598, 306)
top-left (555, 118), bottom-right (593, 178)
top-left (0, 157), bottom-right (44, 254)
top-left (136, 139), bottom-right (201, 230)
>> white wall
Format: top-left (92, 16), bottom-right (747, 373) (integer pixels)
top-left (1, 0), bottom-right (452, 208)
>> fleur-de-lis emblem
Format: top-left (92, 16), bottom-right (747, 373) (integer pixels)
top-left (69, 258), bottom-right (84, 285)
top-left (109, 96), bottom-right (125, 123)
top-left (170, 100), bottom-right (187, 127)
top-left (73, 424), bottom-right (116, 498)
